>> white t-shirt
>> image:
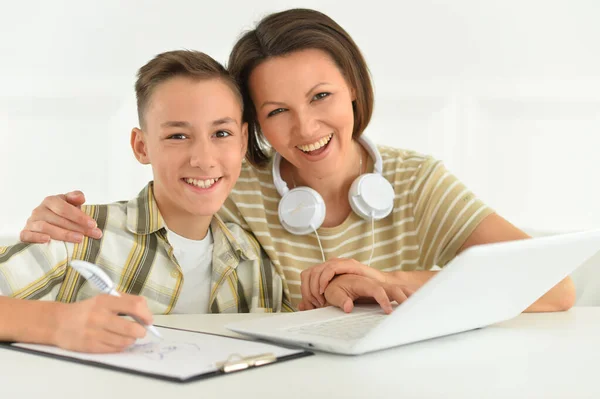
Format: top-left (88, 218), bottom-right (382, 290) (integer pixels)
top-left (167, 228), bottom-right (213, 314)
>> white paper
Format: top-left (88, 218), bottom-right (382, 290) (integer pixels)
top-left (13, 327), bottom-right (303, 380)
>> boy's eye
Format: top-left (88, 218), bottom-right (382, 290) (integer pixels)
top-left (168, 133), bottom-right (187, 140)
top-left (311, 92), bottom-right (331, 101)
top-left (267, 108), bottom-right (286, 117)
top-left (214, 130), bottom-right (231, 138)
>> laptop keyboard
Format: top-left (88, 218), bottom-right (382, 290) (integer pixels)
top-left (285, 312), bottom-right (387, 341)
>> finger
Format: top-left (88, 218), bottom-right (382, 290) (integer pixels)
top-left (19, 230), bottom-right (51, 244)
top-left (103, 294), bottom-right (154, 326)
top-left (324, 285), bottom-right (355, 313)
top-left (309, 268), bottom-right (326, 307)
top-left (43, 195), bottom-right (98, 233)
top-left (27, 220), bottom-right (84, 243)
top-left (368, 285), bottom-right (393, 314)
top-left (338, 279), bottom-right (393, 314)
top-left (76, 340), bottom-right (126, 354)
top-left (319, 262), bottom-right (380, 295)
top-left (63, 328), bottom-right (132, 354)
top-left (33, 211), bottom-right (102, 240)
top-left (95, 330), bottom-right (137, 353)
top-left (65, 191), bottom-right (87, 207)
top-left (300, 270), bottom-right (320, 309)
top-left (104, 315), bottom-right (147, 340)
top-left (386, 285), bottom-right (409, 305)
top-left (297, 300), bottom-right (315, 311)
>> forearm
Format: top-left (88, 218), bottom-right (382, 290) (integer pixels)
top-left (524, 276), bottom-right (576, 312)
top-left (0, 296), bottom-right (65, 344)
top-left (388, 271), bottom-right (576, 312)
top-left (388, 270), bottom-right (437, 288)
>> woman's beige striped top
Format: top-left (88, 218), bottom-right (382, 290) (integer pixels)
top-left (218, 146), bottom-right (494, 306)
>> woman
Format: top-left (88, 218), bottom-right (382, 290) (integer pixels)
top-left (18, 8), bottom-right (575, 313)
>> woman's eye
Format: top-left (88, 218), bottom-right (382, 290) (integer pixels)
top-left (168, 133), bottom-right (187, 140)
top-left (214, 130), bottom-right (231, 138)
top-left (267, 108), bottom-right (286, 117)
top-left (312, 92), bottom-right (331, 101)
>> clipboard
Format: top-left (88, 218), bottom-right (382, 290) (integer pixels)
top-left (0, 325), bottom-right (312, 383)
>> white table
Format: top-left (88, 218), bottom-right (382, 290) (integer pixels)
top-left (1, 308), bottom-right (599, 399)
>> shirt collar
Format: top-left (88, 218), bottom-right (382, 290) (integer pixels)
top-left (126, 182), bottom-right (166, 236)
top-left (126, 182), bottom-right (257, 262)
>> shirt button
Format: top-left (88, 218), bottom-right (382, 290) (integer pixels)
top-left (170, 270), bottom-right (179, 278)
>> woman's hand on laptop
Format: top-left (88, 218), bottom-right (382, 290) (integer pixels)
top-left (298, 258), bottom-right (391, 310)
top-left (322, 274), bottom-right (411, 314)
top-left (20, 190), bottom-right (102, 243)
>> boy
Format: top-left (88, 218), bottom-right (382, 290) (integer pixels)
top-left (0, 50), bottom-right (292, 353)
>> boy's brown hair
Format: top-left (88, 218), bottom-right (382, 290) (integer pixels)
top-left (135, 50), bottom-right (243, 128)
top-left (228, 8), bottom-right (375, 168)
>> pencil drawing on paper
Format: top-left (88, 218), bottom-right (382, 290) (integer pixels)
top-left (124, 341), bottom-right (203, 360)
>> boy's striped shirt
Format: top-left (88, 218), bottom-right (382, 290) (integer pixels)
top-left (0, 183), bottom-right (293, 314)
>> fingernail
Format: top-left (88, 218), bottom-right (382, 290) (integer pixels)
top-left (91, 228), bottom-right (103, 239)
top-left (70, 233), bottom-right (83, 242)
top-left (87, 220), bottom-right (97, 229)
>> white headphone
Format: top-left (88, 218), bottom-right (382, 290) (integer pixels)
top-left (273, 135), bottom-right (395, 235)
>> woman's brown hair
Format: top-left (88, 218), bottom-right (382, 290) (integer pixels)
top-left (228, 8), bottom-right (374, 168)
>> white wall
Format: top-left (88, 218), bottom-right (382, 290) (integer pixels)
top-left (1, 0), bottom-right (599, 236)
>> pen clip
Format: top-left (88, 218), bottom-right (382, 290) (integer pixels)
top-left (216, 352), bottom-right (276, 373)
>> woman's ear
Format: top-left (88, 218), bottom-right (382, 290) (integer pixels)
top-left (130, 128), bottom-right (150, 164)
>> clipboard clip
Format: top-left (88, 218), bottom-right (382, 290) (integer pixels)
top-left (216, 352), bottom-right (277, 373)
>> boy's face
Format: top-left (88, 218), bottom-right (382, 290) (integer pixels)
top-left (131, 76), bottom-right (247, 219)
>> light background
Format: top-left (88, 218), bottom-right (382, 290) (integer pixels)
top-left (1, 0), bottom-right (599, 236)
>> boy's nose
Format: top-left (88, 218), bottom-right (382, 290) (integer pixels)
top-left (190, 154), bottom-right (216, 168)
top-left (189, 143), bottom-right (216, 168)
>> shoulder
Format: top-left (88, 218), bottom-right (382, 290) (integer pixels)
top-left (81, 201), bottom-right (129, 231)
top-left (238, 159), bottom-right (273, 182)
top-left (378, 145), bottom-right (439, 181)
top-left (223, 159), bottom-right (276, 217)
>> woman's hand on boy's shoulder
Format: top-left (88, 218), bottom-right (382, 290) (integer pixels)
top-left (20, 190), bottom-right (102, 244)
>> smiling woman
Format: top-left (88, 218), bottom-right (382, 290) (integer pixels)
top-left (221, 8), bottom-right (574, 312)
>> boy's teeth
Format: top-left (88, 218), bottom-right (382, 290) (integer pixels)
top-left (297, 134), bottom-right (333, 153)
top-left (184, 177), bottom-right (220, 188)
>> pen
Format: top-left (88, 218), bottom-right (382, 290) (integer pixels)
top-left (70, 260), bottom-right (163, 339)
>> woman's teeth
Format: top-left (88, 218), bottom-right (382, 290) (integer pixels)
top-left (297, 134), bottom-right (333, 153)
top-left (184, 177), bottom-right (220, 188)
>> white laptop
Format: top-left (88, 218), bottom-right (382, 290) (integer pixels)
top-left (228, 230), bottom-right (600, 355)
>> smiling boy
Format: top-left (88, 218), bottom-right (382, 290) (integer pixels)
top-left (0, 50), bottom-right (292, 353)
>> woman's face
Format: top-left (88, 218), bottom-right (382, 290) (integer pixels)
top-left (248, 49), bottom-right (356, 178)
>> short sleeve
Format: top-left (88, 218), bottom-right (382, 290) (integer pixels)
top-left (409, 157), bottom-right (494, 268)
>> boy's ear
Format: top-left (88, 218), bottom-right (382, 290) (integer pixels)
top-left (131, 128), bottom-right (150, 164)
top-left (240, 122), bottom-right (248, 157)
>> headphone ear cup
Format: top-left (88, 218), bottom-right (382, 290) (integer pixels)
top-left (349, 173), bottom-right (395, 220)
top-left (278, 187), bottom-right (326, 235)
